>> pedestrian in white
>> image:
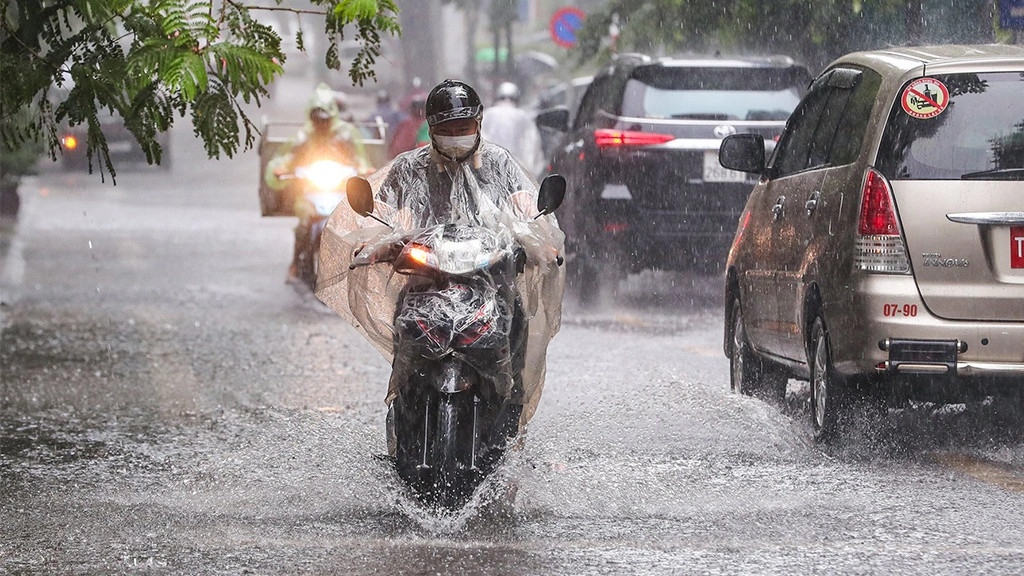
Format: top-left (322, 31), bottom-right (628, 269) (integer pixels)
top-left (481, 82), bottom-right (546, 177)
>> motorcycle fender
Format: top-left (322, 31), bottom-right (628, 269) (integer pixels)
top-left (436, 361), bottom-right (474, 394)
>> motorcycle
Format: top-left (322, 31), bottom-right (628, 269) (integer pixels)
top-left (279, 159), bottom-right (358, 290)
top-left (346, 175), bottom-right (565, 510)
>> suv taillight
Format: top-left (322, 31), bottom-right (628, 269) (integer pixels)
top-left (594, 129), bottom-right (674, 148)
top-left (854, 168), bottom-right (909, 274)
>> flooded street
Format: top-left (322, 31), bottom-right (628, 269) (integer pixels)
top-left (3, 119), bottom-right (1024, 575)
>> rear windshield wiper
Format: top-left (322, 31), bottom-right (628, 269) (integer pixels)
top-left (960, 168), bottom-right (1024, 180)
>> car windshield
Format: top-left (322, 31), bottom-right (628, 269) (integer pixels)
top-left (621, 66), bottom-right (805, 121)
top-left (876, 71), bottom-right (1024, 180)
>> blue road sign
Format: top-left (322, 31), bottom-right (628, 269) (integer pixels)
top-left (550, 7), bottom-right (586, 48)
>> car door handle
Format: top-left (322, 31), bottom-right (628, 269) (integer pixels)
top-left (805, 191), bottom-right (820, 216)
top-left (772, 196), bottom-right (785, 221)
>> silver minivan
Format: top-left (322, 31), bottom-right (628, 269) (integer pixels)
top-left (718, 44), bottom-right (1024, 442)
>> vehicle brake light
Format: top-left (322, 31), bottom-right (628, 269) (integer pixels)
top-left (858, 169), bottom-right (898, 235)
top-left (594, 129), bottom-right (674, 148)
top-left (62, 135), bottom-right (78, 150)
top-left (854, 168), bottom-right (910, 274)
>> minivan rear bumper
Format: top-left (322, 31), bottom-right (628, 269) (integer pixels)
top-left (825, 274), bottom-right (1024, 381)
top-left (878, 337), bottom-right (1024, 377)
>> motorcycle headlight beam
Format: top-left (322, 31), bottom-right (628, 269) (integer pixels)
top-left (304, 160), bottom-right (355, 191)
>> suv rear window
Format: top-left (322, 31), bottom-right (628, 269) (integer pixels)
top-left (621, 66), bottom-right (806, 121)
top-left (876, 72), bottom-right (1024, 180)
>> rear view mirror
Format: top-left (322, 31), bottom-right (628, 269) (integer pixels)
top-left (346, 177), bottom-right (374, 217)
top-left (719, 134), bottom-right (766, 174)
top-left (536, 174), bottom-right (566, 217)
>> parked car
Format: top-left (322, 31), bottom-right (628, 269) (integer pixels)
top-left (535, 53), bottom-right (811, 300)
top-left (58, 110), bottom-right (171, 172)
top-left (719, 44), bottom-right (1024, 442)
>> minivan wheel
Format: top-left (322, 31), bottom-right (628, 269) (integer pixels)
top-left (730, 298), bottom-right (786, 402)
top-left (810, 316), bottom-right (846, 443)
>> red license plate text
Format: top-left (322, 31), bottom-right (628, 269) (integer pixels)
top-left (1012, 226), bottom-right (1024, 269)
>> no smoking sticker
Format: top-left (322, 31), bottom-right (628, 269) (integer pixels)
top-left (901, 78), bottom-right (949, 119)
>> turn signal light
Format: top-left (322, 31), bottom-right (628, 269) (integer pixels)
top-left (408, 245), bottom-right (432, 265)
top-left (594, 129), bottom-right (674, 148)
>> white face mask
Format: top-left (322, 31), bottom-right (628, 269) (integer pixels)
top-left (433, 134), bottom-right (479, 160)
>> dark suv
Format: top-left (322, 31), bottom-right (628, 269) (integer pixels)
top-left (535, 54), bottom-right (811, 298)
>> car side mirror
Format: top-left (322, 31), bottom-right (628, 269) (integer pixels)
top-left (346, 177), bottom-right (374, 217)
top-left (719, 134), bottom-right (766, 174)
top-left (536, 174), bottom-right (566, 217)
top-left (535, 106), bottom-right (570, 133)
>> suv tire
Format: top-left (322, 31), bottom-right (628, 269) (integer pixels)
top-left (810, 315), bottom-right (846, 443)
top-left (730, 297), bottom-right (786, 403)
top-left (571, 239), bottom-right (623, 307)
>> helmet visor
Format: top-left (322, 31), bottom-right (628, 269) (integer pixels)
top-left (427, 105), bottom-right (482, 127)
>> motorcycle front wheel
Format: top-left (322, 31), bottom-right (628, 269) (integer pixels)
top-left (432, 394), bottom-right (477, 510)
top-left (393, 387), bottom-right (479, 510)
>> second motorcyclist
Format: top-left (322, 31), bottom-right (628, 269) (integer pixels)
top-left (315, 79), bottom-right (566, 448)
top-left (265, 83), bottom-right (373, 283)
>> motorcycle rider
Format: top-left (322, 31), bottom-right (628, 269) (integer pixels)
top-left (481, 81), bottom-right (546, 177)
top-left (386, 92), bottom-right (429, 159)
top-left (265, 83), bottom-right (373, 282)
top-left (315, 79), bottom-right (566, 450)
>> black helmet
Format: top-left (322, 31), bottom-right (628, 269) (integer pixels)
top-left (425, 79), bottom-right (483, 126)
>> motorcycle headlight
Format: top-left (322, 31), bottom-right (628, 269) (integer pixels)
top-left (303, 160), bottom-right (356, 191)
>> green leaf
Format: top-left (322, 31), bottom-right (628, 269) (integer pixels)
top-left (163, 52), bottom-right (208, 101)
top-left (335, 0), bottom-right (378, 21)
top-left (1, 0), bottom-right (400, 176)
top-left (191, 79), bottom-right (240, 158)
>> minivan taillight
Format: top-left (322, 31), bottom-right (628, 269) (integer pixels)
top-left (854, 168), bottom-right (910, 274)
top-left (594, 129), bottom-right (674, 148)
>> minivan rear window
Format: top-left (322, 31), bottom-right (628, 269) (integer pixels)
top-left (621, 67), bottom-right (806, 121)
top-left (876, 72), bottom-right (1024, 180)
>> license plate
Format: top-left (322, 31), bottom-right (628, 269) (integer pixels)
top-left (1012, 226), bottom-right (1024, 269)
top-left (703, 151), bottom-right (747, 183)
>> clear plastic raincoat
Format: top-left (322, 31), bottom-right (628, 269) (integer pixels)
top-left (315, 140), bottom-right (566, 427)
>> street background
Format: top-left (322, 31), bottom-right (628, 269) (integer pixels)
top-left (2, 68), bottom-right (1024, 574)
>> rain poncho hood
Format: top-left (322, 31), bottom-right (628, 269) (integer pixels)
top-left (315, 140), bottom-right (566, 427)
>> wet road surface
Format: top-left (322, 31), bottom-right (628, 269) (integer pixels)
top-left (2, 116), bottom-right (1024, 575)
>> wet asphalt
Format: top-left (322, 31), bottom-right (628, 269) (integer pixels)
top-left (2, 89), bottom-right (1024, 575)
